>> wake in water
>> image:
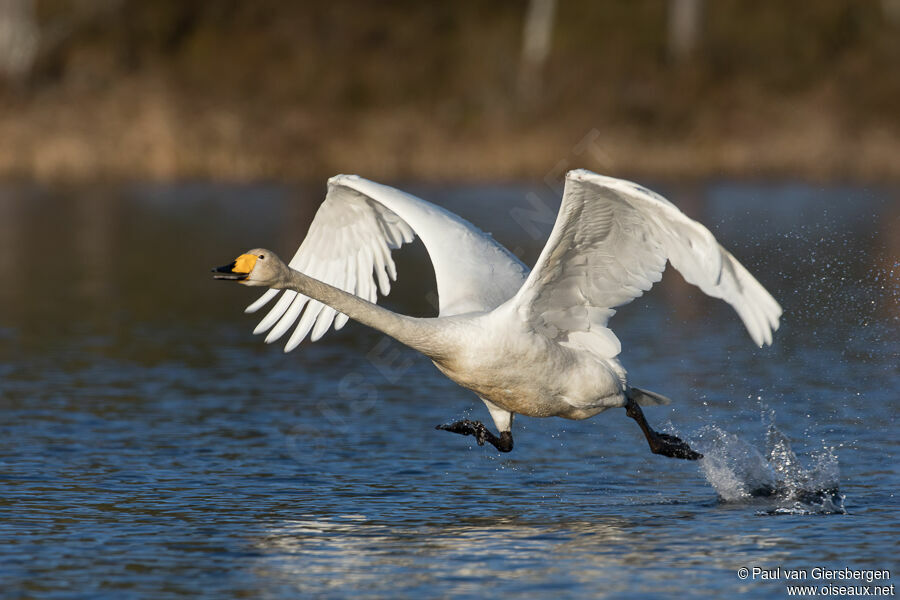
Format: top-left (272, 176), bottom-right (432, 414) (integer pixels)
top-left (692, 410), bottom-right (846, 515)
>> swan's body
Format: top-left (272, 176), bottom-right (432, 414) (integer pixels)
top-left (214, 170), bottom-right (781, 458)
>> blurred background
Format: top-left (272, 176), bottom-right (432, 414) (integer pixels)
top-left (1, 3), bottom-right (898, 599)
top-left (1, 0), bottom-right (899, 182)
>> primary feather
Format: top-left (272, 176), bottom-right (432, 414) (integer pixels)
top-left (512, 170), bottom-right (781, 354)
top-left (246, 174), bottom-right (528, 352)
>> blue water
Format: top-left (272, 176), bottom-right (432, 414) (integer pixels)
top-left (0, 181), bottom-right (897, 599)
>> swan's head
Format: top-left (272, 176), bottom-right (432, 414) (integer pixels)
top-left (212, 248), bottom-right (288, 287)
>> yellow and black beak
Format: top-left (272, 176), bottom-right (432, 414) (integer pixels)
top-left (212, 253), bottom-right (258, 281)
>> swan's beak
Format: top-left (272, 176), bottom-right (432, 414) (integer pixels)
top-left (212, 253), bottom-right (257, 281)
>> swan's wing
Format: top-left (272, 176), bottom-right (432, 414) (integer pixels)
top-left (327, 176), bottom-right (529, 317)
top-left (248, 175), bottom-right (529, 352)
top-left (511, 170), bottom-right (782, 356)
top-left (246, 178), bottom-right (414, 351)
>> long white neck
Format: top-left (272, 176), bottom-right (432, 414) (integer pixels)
top-left (274, 267), bottom-right (452, 359)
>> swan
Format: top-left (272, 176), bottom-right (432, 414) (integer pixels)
top-left (213, 170), bottom-right (781, 459)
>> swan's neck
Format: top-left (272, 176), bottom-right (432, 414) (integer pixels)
top-left (276, 267), bottom-right (452, 358)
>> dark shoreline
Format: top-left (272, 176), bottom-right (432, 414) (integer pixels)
top-left (2, 1), bottom-right (898, 184)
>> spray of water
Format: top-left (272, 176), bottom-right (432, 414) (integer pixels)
top-left (692, 410), bottom-right (845, 515)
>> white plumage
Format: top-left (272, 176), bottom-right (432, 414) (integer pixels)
top-left (217, 169), bottom-right (781, 457)
top-left (248, 174), bottom-right (529, 351)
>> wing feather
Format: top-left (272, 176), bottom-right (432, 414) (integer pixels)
top-left (245, 175), bottom-right (527, 351)
top-left (245, 180), bottom-right (417, 350)
top-left (372, 241), bottom-right (391, 295)
top-left (265, 293), bottom-right (308, 343)
top-left (512, 170), bottom-right (782, 354)
top-left (245, 288), bottom-right (279, 314)
top-left (253, 290), bottom-right (296, 335)
top-left (286, 299), bottom-right (324, 352)
top-left (245, 175), bottom-right (529, 352)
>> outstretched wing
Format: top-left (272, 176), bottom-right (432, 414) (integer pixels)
top-left (511, 169), bottom-right (782, 357)
top-left (248, 175), bottom-right (529, 352)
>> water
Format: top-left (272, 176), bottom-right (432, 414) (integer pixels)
top-left (0, 181), bottom-right (897, 599)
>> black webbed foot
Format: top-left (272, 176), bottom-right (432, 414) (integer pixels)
top-left (625, 396), bottom-right (703, 461)
top-left (647, 431), bottom-right (703, 460)
top-left (436, 418), bottom-right (487, 444)
top-left (436, 419), bottom-right (513, 452)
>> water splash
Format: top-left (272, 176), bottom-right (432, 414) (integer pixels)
top-left (693, 411), bottom-right (845, 515)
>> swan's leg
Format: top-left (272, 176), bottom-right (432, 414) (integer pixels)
top-left (437, 399), bottom-right (514, 452)
top-left (624, 396), bottom-right (702, 460)
top-left (436, 419), bottom-right (513, 452)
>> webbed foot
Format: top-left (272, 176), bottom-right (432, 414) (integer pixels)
top-left (436, 419), bottom-right (513, 452)
top-left (647, 430), bottom-right (703, 460)
top-left (625, 396), bottom-right (703, 461)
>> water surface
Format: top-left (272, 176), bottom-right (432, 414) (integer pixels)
top-left (0, 181), bottom-right (897, 599)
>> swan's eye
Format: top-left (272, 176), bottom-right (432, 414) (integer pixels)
top-left (258, 254), bottom-right (265, 259)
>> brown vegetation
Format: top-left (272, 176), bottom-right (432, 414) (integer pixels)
top-left (1, 0), bottom-right (899, 182)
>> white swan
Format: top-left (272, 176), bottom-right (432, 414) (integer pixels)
top-left (213, 169), bottom-right (781, 459)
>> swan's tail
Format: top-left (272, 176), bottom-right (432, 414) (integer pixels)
top-left (628, 386), bottom-right (672, 406)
